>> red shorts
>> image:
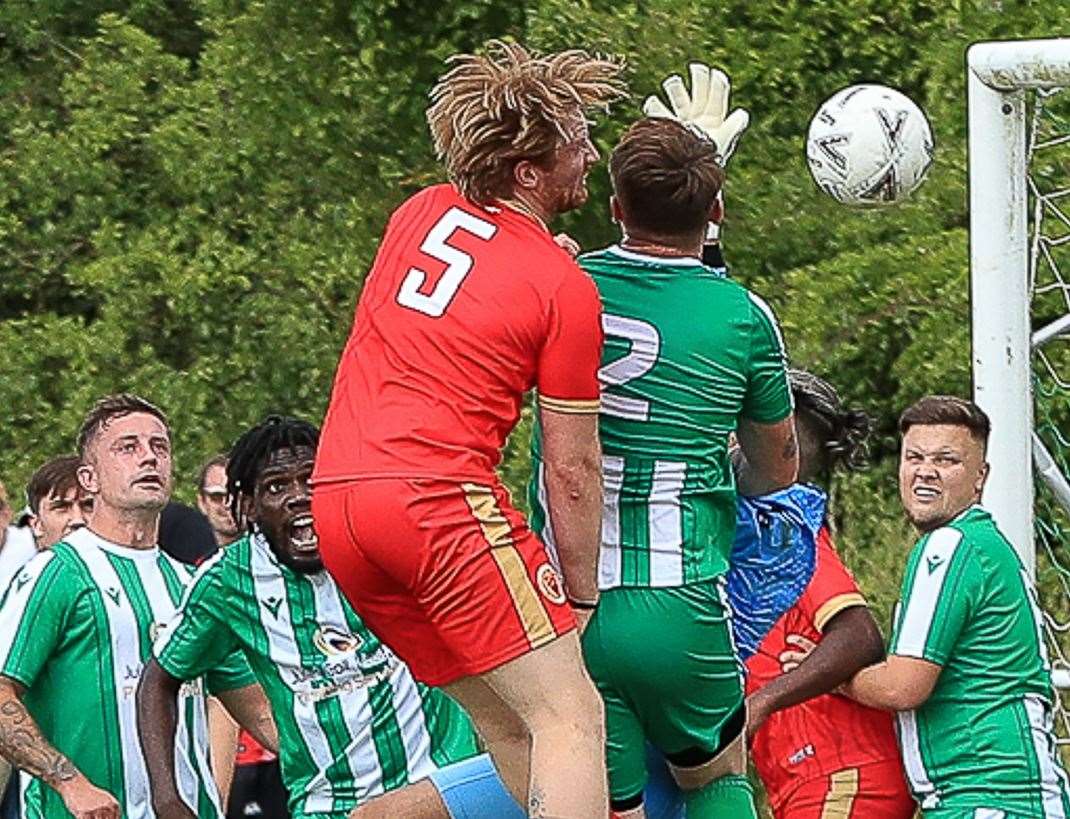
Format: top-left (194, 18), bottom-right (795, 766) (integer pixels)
top-left (773, 760), bottom-right (916, 819)
top-left (312, 478), bottom-right (576, 686)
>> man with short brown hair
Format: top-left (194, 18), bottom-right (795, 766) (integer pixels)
top-left (24, 455), bottom-right (94, 549)
top-left (0, 393), bottom-right (270, 819)
top-left (529, 115), bottom-right (798, 819)
top-left (845, 395), bottom-right (1070, 816)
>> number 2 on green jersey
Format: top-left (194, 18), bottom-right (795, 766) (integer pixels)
top-left (599, 313), bottom-right (660, 421)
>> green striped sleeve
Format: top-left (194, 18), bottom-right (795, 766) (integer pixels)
top-left (740, 291), bottom-right (792, 423)
top-left (155, 559), bottom-right (241, 684)
top-left (0, 551), bottom-right (73, 688)
top-left (891, 526), bottom-right (974, 665)
top-left (205, 650), bottom-right (256, 695)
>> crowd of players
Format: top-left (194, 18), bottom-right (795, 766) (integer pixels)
top-left (0, 38), bottom-right (1068, 819)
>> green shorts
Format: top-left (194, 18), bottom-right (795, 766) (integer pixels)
top-left (581, 579), bottom-right (744, 801)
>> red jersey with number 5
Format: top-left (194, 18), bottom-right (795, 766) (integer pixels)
top-left (314, 183), bottom-right (603, 486)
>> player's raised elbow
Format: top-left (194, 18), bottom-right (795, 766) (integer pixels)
top-left (736, 414), bottom-right (800, 495)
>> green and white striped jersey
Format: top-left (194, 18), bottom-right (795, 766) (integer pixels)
top-left (530, 246), bottom-right (792, 589)
top-left (0, 527), bottom-right (252, 819)
top-left (890, 505), bottom-right (1070, 815)
top-left (155, 533), bottom-right (479, 819)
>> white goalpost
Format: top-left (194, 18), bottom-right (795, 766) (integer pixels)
top-left (969, 39), bottom-right (1070, 695)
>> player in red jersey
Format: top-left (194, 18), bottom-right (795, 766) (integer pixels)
top-left (732, 370), bottom-right (915, 818)
top-left (312, 41), bottom-right (626, 818)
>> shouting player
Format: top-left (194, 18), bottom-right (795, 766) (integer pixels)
top-left (0, 394), bottom-right (264, 819)
top-left (139, 416), bottom-right (521, 819)
top-left (312, 40), bottom-right (626, 818)
top-left (530, 116), bottom-right (797, 819)
top-left (845, 397), bottom-right (1070, 816)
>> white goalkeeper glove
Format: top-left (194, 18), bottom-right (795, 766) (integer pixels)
top-left (643, 63), bottom-right (750, 245)
top-left (642, 62), bottom-right (750, 165)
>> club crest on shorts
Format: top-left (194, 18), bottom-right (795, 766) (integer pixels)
top-left (536, 563), bottom-right (566, 605)
top-left (313, 626), bottom-right (363, 657)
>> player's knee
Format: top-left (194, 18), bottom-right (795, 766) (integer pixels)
top-left (479, 709), bottom-right (531, 748)
top-left (536, 677), bottom-right (604, 746)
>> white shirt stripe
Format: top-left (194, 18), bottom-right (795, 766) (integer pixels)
top-left (747, 291), bottom-right (788, 358)
top-left (648, 460), bottom-right (686, 587)
top-left (389, 666), bottom-right (437, 782)
top-left (896, 708), bottom-right (938, 808)
top-left (251, 540), bottom-right (338, 814)
top-left (134, 557), bottom-right (221, 817)
top-left (600, 455), bottom-right (626, 589)
top-left (308, 573), bottom-right (387, 800)
top-left (895, 527), bottom-right (964, 659)
top-left (72, 533), bottom-right (154, 819)
top-left (0, 551), bottom-right (56, 668)
top-left (1024, 694), bottom-right (1070, 818)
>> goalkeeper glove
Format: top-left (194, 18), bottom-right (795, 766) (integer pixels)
top-left (642, 62), bottom-right (750, 165)
top-left (642, 62), bottom-right (750, 247)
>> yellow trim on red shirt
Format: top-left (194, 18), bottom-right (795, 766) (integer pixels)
top-left (814, 592), bottom-right (867, 632)
top-left (538, 395), bottom-right (601, 414)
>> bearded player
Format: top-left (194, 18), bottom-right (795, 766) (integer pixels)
top-left (311, 41), bottom-right (626, 818)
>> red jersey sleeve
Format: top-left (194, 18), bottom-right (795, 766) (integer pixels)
top-left (797, 526), bottom-right (868, 633)
top-left (536, 266), bottom-right (603, 413)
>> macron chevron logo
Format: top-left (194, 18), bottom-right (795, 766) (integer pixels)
top-left (263, 596), bottom-right (283, 619)
top-left (926, 554), bottom-right (945, 575)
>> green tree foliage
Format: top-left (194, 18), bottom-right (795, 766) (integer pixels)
top-left (0, 2), bottom-right (1064, 618)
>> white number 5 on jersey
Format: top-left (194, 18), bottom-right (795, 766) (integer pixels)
top-left (396, 207), bottom-right (497, 318)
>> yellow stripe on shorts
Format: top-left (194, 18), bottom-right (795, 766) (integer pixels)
top-left (820, 768), bottom-right (859, 819)
top-left (461, 483), bottom-right (555, 649)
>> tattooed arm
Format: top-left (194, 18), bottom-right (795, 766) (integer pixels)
top-left (735, 414), bottom-right (800, 496)
top-left (0, 677), bottom-right (119, 819)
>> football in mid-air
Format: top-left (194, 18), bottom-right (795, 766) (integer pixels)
top-left (806, 84), bottom-right (934, 207)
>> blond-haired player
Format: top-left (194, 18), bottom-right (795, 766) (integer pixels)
top-left (312, 41), bottom-right (626, 818)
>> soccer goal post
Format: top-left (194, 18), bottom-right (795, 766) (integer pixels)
top-left (968, 38), bottom-right (1070, 692)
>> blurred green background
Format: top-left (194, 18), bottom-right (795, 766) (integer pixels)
top-left (3, 3), bottom-right (1070, 808)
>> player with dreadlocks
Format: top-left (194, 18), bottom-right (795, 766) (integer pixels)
top-left (642, 369), bottom-right (914, 819)
top-left (139, 416), bottom-right (522, 819)
top-left (312, 39), bottom-right (626, 818)
top-left (727, 369), bottom-right (913, 818)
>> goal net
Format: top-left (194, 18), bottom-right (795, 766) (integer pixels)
top-left (969, 39), bottom-right (1070, 738)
